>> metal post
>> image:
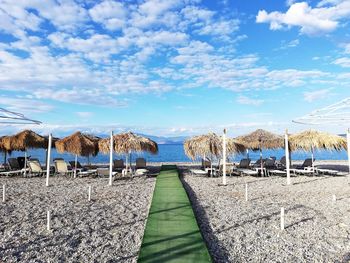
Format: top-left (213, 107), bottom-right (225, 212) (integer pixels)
top-left (222, 129), bottom-right (227, 185)
top-left (46, 134), bottom-right (52, 187)
top-left (285, 130), bottom-right (291, 185)
top-left (2, 184), bottom-right (5, 202)
top-left (280, 207), bottom-right (285, 230)
top-left (245, 183), bottom-right (248, 201)
top-left (24, 151), bottom-right (27, 177)
top-left (74, 154), bottom-right (77, 178)
top-left (109, 131), bottom-right (113, 186)
top-left (47, 210), bottom-right (51, 231)
top-left (88, 186), bottom-right (91, 201)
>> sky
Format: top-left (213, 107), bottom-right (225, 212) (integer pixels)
top-left (0, 0), bottom-right (349, 137)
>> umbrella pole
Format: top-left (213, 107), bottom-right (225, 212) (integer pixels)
top-left (222, 129), bottom-right (227, 185)
top-left (109, 131), bottom-right (113, 186)
top-left (46, 134), bottom-right (52, 187)
top-left (4, 151), bottom-right (6, 164)
top-left (74, 154), bottom-right (77, 179)
top-left (311, 147), bottom-right (314, 172)
top-left (246, 149), bottom-right (249, 160)
top-left (260, 147), bottom-right (263, 174)
top-left (347, 129), bottom-right (350, 174)
top-left (285, 130), bottom-right (291, 185)
top-left (210, 154), bottom-right (213, 177)
top-left (24, 150), bottom-right (27, 177)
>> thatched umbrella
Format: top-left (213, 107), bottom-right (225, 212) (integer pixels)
top-left (55, 131), bottom-right (99, 177)
top-left (289, 130), bottom-right (347, 170)
top-left (98, 132), bottom-right (158, 172)
top-left (2, 130), bottom-right (49, 175)
top-left (184, 133), bottom-right (246, 176)
top-left (236, 129), bottom-right (284, 171)
top-left (0, 136), bottom-right (12, 164)
top-left (184, 133), bottom-right (246, 160)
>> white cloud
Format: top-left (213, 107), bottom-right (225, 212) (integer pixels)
top-left (256, 1), bottom-right (350, 35)
top-left (332, 57), bottom-right (350, 67)
top-left (236, 95), bottom-right (264, 106)
top-left (279, 39), bottom-right (300, 49)
top-left (76, 111), bottom-right (94, 119)
top-left (303, 89), bottom-right (331, 102)
top-left (89, 1), bottom-right (126, 31)
top-left (0, 96), bottom-right (53, 113)
top-left (196, 19), bottom-right (240, 36)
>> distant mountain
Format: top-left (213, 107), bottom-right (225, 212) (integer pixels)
top-left (93, 132), bottom-right (188, 144)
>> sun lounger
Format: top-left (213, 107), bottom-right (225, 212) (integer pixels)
top-left (268, 169), bottom-right (287, 176)
top-left (135, 158), bottom-right (147, 169)
top-left (113, 159), bottom-right (125, 172)
top-left (54, 159), bottom-right (74, 176)
top-left (296, 158), bottom-right (313, 169)
top-left (190, 169), bottom-right (208, 176)
top-left (289, 168), bottom-right (315, 176)
top-left (96, 168), bottom-right (118, 178)
top-left (27, 160), bottom-right (45, 177)
top-left (237, 168), bottom-right (259, 176)
top-left (7, 158), bottom-right (26, 176)
top-left (201, 159), bottom-right (211, 169)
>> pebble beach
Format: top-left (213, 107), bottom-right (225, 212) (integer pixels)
top-left (0, 175), bottom-right (156, 262)
top-left (0, 161), bottom-right (349, 262)
top-left (180, 163), bottom-right (350, 262)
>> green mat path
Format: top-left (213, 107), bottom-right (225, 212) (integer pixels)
top-left (138, 165), bottom-right (212, 263)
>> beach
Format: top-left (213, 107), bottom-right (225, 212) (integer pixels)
top-left (0, 161), bottom-right (349, 262)
top-left (0, 175), bottom-right (156, 262)
top-left (180, 162), bottom-right (350, 262)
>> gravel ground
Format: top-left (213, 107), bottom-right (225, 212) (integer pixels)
top-left (180, 166), bottom-right (350, 263)
top-left (0, 175), bottom-right (156, 262)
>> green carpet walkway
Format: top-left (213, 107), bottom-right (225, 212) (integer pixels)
top-left (138, 165), bottom-right (212, 263)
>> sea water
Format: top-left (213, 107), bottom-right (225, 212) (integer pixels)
top-left (0, 144), bottom-right (347, 165)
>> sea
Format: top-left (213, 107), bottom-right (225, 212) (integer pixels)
top-left (1, 144), bottom-right (348, 164)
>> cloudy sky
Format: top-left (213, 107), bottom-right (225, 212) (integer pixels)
top-left (0, 0), bottom-right (349, 137)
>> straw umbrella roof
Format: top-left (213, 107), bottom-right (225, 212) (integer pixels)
top-left (55, 131), bottom-right (99, 157)
top-left (1, 130), bottom-right (48, 151)
top-left (289, 130), bottom-right (347, 152)
top-left (98, 132), bottom-right (158, 155)
top-left (235, 129), bottom-right (284, 150)
top-left (184, 133), bottom-right (246, 160)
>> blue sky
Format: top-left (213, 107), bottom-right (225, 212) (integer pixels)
top-left (0, 0), bottom-right (349, 137)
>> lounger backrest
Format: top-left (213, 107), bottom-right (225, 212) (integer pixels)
top-left (28, 160), bottom-right (42, 173)
top-left (136, 158), bottom-right (146, 169)
top-left (280, 156), bottom-right (286, 166)
top-left (265, 158), bottom-right (276, 168)
top-left (54, 160), bottom-right (68, 173)
top-left (113, 159), bottom-right (124, 169)
top-left (302, 158), bottom-right (313, 168)
top-left (69, 161), bottom-right (83, 168)
top-left (202, 159), bottom-right (211, 169)
top-left (8, 158), bottom-right (20, 170)
top-left (239, 158), bottom-right (250, 168)
top-left (270, 156), bottom-right (276, 161)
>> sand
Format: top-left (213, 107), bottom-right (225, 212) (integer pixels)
top-left (180, 164), bottom-right (350, 262)
top-left (0, 175), bottom-right (156, 262)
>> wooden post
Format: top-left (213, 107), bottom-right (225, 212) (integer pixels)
top-left (2, 184), bottom-right (5, 203)
top-left (245, 183), bottom-right (248, 201)
top-left (280, 207), bottom-right (285, 230)
top-left (88, 186), bottom-right (91, 201)
top-left (47, 210), bottom-right (51, 231)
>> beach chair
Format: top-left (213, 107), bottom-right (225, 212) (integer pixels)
top-left (296, 158), bottom-right (313, 169)
top-left (135, 158), bottom-right (148, 176)
top-left (54, 159), bottom-right (74, 176)
top-left (236, 159), bottom-right (259, 176)
top-left (113, 159), bottom-right (125, 172)
top-left (253, 158), bottom-right (265, 168)
top-left (0, 158), bottom-right (22, 177)
top-left (265, 158), bottom-right (277, 169)
top-left (27, 160), bottom-right (45, 177)
top-left (136, 158), bottom-right (147, 169)
top-left (201, 159), bottom-right (211, 169)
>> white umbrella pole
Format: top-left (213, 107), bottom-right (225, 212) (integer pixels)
top-left (285, 130), bottom-right (291, 185)
top-left (46, 134), bottom-right (52, 187)
top-left (311, 147), bottom-right (314, 172)
top-left (347, 129), bottom-right (350, 173)
top-left (74, 154), bottom-right (77, 178)
top-left (223, 129), bottom-right (227, 185)
top-left (24, 151), bottom-right (27, 177)
top-left (109, 131), bottom-right (113, 186)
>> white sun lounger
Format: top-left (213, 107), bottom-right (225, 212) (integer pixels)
top-left (190, 169), bottom-right (208, 176)
top-left (237, 168), bottom-right (259, 176)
